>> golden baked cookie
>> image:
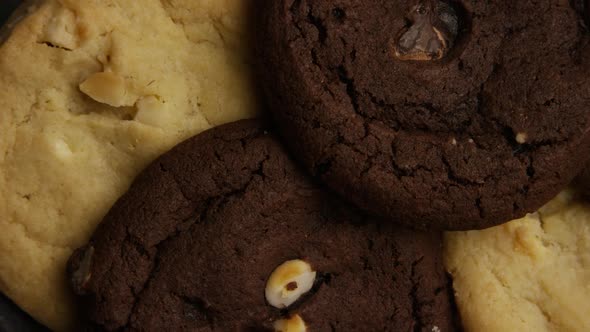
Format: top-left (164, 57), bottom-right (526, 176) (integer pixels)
top-left (444, 191), bottom-right (590, 331)
top-left (0, 0), bottom-right (258, 330)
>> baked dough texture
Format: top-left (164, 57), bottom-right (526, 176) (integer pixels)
top-left (68, 120), bottom-right (455, 331)
top-left (444, 191), bottom-right (590, 332)
top-left (0, 1), bottom-right (258, 331)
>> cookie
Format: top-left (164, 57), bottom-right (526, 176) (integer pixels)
top-left (444, 190), bottom-right (590, 332)
top-left (0, 0), bottom-right (259, 330)
top-left (257, 0), bottom-right (590, 230)
top-left (68, 120), bottom-right (455, 332)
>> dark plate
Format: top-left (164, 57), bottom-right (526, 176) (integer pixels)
top-left (0, 293), bottom-right (48, 332)
top-left (0, 1), bottom-right (21, 24)
top-left (0, 4), bottom-right (50, 332)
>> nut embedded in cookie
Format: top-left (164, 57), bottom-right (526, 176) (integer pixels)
top-left (515, 132), bottom-right (528, 144)
top-left (265, 259), bottom-right (317, 309)
top-left (273, 314), bottom-right (307, 332)
top-left (69, 245), bottom-right (94, 294)
top-left (394, 0), bottom-right (459, 61)
top-left (79, 71), bottom-right (129, 107)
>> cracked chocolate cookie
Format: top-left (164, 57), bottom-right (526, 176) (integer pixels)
top-left (257, 0), bottom-right (590, 230)
top-left (68, 120), bottom-right (455, 331)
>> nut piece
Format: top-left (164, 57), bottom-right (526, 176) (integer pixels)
top-left (80, 72), bottom-right (129, 107)
top-left (394, 0), bottom-right (459, 61)
top-left (134, 95), bottom-right (168, 126)
top-left (71, 245), bottom-right (94, 294)
top-left (265, 259), bottom-right (317, 309)
top-left (273, 314), bottom-right (307, 332)
top-left (52, 138), bottom-right (73, 160)
top-left (515, 132), bottom-right (528, 144)
top-left (41, 7), bottom-right (78, 50)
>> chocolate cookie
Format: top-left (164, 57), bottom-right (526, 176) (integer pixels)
top-left (257, 0), bottom-right (590, 230)
top-left (68, 120), bottom-right (455, 331)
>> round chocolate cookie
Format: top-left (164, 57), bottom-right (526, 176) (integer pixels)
top-left (257, 0), bottom-right (590, 230)
top-left (67, 120), bottom-right (455, 331)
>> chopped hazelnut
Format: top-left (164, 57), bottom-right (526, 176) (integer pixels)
top-left (516, 132), bottom-right (528, 144)
top-left (394, 0), bottom-right (459, 61)
top-left (265, 259), bottom-right (317, 309)
top-left (71, 245), bottom-right (94, 293)
top-left (80, 72), bottom-right (128, 107)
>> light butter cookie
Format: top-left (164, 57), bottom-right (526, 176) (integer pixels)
top-left (0, 1), bottom-right (259, 330)
top-left (444, 191), bottom-right (590, 331)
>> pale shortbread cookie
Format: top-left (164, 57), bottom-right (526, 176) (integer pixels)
top-left (445, 191), bottom-right (590, 332)
top-left (0, 1), bottom-right (258, 330)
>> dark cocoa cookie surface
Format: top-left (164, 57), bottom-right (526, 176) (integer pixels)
top-left (257, 0), bottom-right (590, 230)
top-left (68, 120), bottom-right (455, 332)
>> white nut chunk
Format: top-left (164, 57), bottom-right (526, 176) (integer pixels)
top-left (135, 96), bottom-right (168, 126)
top-left (42, 7), bottom-right (78, 50)
top-left (273, 314), bottom-right (307, 332)
top-left (265, 259), bottom-right (316, 309)
top-left (80, 72), bottom-right (130, 107)
top-left (516, 132), bottom-right (528, 144)
top-left (71, 246), bottom-right (94, 293)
